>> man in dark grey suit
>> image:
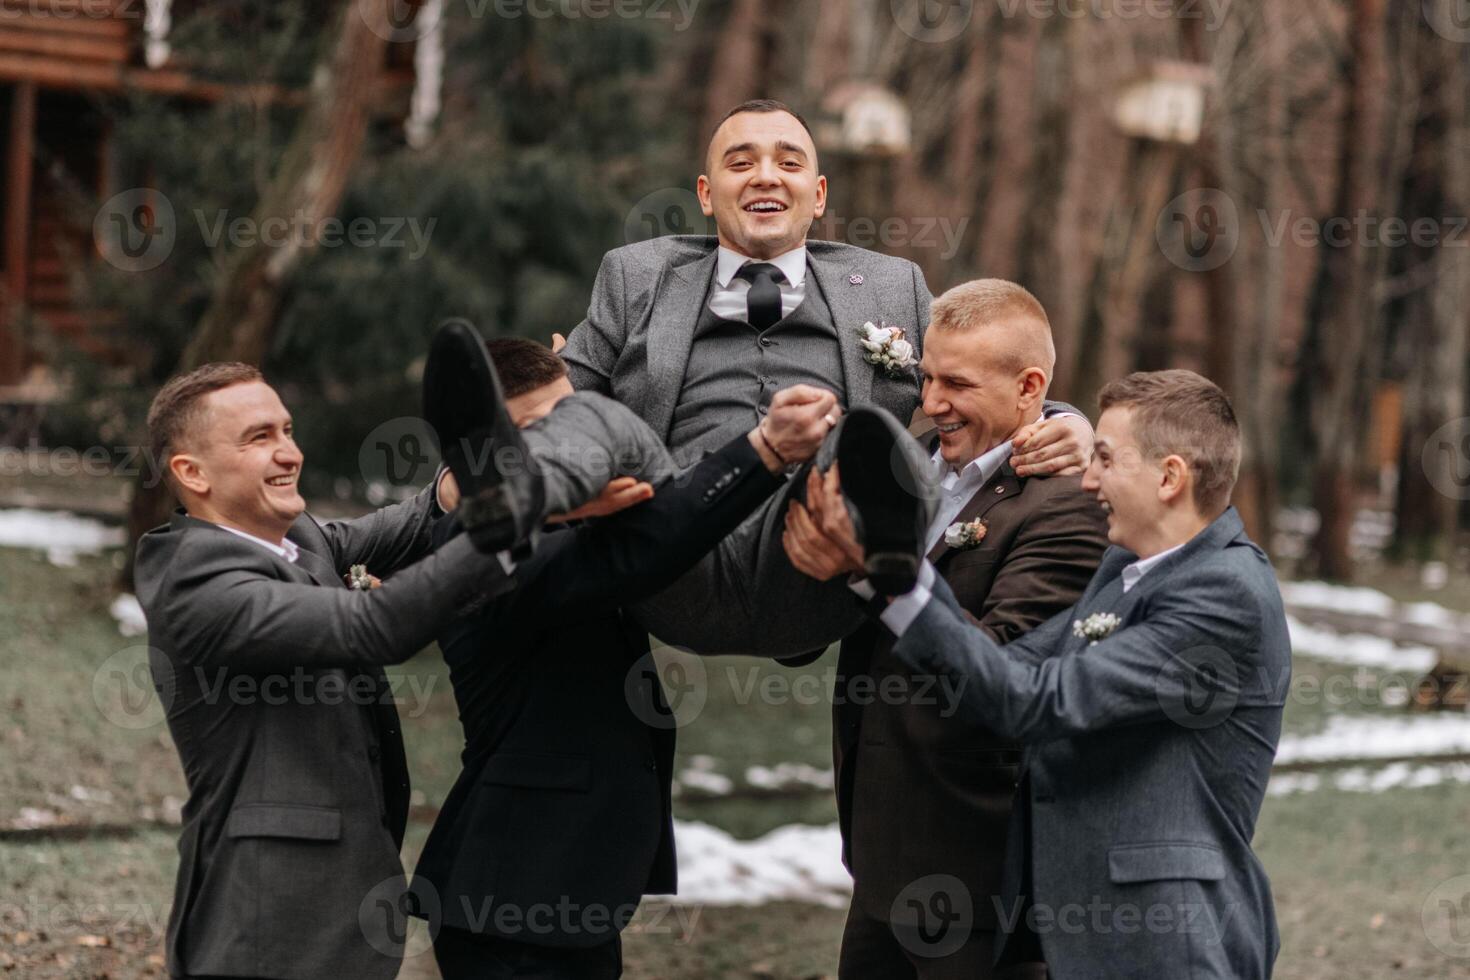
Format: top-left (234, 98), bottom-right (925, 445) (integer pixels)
top-left (561, 98), bottom-right (1094, 655)
top-left (133, 360), bottom-right (628, 980)
top-left (803, 369), bottom-right (1288, 979)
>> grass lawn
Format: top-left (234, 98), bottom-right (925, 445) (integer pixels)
top-left (3, 545), bottom-right (1470, 977)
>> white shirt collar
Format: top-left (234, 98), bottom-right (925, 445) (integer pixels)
top-left (933, 437), bottom-right (1014, 490)
top-left (1121, 540), bottom-right (1186, 593)
top-left (715, 244), bottom-right (808, 289)
top-left (218, 524), bottom-right (300, 563)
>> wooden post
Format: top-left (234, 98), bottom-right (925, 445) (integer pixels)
top-left (2, 81), bottom-right (37, 385)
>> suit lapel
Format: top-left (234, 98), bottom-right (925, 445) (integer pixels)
top-left (646, 247), bottom-right (718, 441)
top-left (808, 247), bottom-right (880, 408)
top-left (927, 461), bottom-right (1024, 564)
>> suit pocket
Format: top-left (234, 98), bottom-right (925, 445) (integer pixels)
top-left (1107, 842), bottom-right (1227, 883)
top-left (225, 803), bottom-right (342, 841)
top-left (481, 752), bottom-right (591, 792)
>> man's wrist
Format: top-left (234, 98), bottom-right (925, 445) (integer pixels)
top-left (749, 426), bottom-right (787, 474)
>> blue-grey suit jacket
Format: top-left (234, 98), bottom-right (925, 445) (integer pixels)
top-left (892, 508), bottom-right (1289, 980)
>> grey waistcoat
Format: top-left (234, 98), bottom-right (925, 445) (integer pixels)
top-left (669, 271), bottom-right (846, 466)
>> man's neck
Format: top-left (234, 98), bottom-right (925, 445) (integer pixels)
top-left (946, 419), bottom-right (1028, 474)
top-left (1130, 509), bottom-right (1211, 560)
top-left (190, 507), bottom-right (289, 548)
top-left (716, 235), bottom-right (807, 262)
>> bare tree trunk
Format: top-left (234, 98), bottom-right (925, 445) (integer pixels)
top-left (119, 0), bottom-right (394, 588)
top-left (697, 0), bottom-right (774, 144)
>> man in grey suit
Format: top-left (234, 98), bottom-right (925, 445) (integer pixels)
top-left (801, 369), bottom-right (1287, 979)
top-left (560, 98), bottom-right (1093, 655)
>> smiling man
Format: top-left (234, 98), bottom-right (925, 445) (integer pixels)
top-left (133, 362), bottom-right (541, 980)
top-left (558, 99), bottom-right (1093, 656)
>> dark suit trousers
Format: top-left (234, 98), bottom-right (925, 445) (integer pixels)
top-left (838, 904), bottom-right (1046, 980)
top-left (434, 927), bottom-right (622, 980)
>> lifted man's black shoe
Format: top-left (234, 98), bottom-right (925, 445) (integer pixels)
top-left (423, 319), bottom-right (546, 558)
top-left (836, 407), bottom-right (934, 596)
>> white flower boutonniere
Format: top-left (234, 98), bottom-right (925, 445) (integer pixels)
top-left (857, 321), bottom-right (918, 378)
top-left (944, 517), bottom-right (988, 550)
top-left (347, 565), bottom-right (378, 591)
top-left (1072, 612), bottom-right (1121, 646)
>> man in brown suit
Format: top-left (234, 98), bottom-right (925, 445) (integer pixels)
top-left (783, 279), bottom-right (1109, 979)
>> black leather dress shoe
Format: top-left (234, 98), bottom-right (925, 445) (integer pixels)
top-left (836, 407), bottom-right (935, 596)
top-left (423, 319), bottom-right (546, 557)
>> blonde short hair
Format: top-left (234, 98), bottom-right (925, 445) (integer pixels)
top-left (929, 279), bottom-right (1055, 377)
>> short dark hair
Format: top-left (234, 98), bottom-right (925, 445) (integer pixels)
top-left (713, 99), bottom-right (814, 140)
top-left (486, 338), bottom-right (568, 398)
top-left (147, 362), bottom-right (264, 477)
top-left (1098, 369), bottom-right (1242, 517)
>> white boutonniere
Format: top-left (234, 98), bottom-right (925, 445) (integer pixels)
top-left (857, 321), bottom-right (918, 378)
top-left (347, 565), bottom-right (379, 591)
top-left (1072, 612), bottom-right (1121, 645)
top-left (943, 517), bottom-right (989, 550)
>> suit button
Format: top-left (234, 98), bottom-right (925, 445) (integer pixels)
top-left (758, 337), bottom-right (774, 349)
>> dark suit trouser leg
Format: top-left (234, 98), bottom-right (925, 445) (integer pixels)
top-left (630, 427), bottom-right (867, 657)
top-left (434, 927), bottom-right (622, 980)
top-left (839, 904), bottom-right (1045, 980)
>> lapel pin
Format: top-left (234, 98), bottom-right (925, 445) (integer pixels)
top-left (849, 274), bottom-right (864, 286)
top-left (996, 486), bottom-right (1005, 494)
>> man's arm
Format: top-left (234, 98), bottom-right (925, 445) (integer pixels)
top-left (158, 532), bottom-right (511, 672)
top-left (889, 564), bottom-right (1264, 742)
top-left (314, 482), bottom-right (442, 577)
top-left (972, 485), bottom-right (1109, 645)
top-left (560, 250), bottom-right (624, 393)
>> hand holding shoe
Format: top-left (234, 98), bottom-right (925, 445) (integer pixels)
top-left (751, 385), bottom-right (841, 473)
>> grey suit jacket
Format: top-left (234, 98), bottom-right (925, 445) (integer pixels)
top-left (561, 235), bottom-right (934, 436)
top-left (134, 488), bottom-right (510, 980)
top-left (892, 508), bottom-right (1288, 980)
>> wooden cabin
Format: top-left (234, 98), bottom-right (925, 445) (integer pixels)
top-left (0, 0), bottom-right (426, 404)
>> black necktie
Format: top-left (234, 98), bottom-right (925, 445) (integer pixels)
top-left (736, 263), bottom-right (785, 332)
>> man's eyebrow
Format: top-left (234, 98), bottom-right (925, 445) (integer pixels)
top-left (238, 419), bottom-right (286, 441)
top-left (775, 141), bottom-right (810, 159)
top-left (721, 142), bottom-right (757, 160)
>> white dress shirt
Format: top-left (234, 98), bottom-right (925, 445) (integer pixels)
top-left (1121, 541), bottom-right (1187, 593)
top-left (708, 245), bottom-right (808, 322)
top-left (218, 524), bottom-right (300, 563)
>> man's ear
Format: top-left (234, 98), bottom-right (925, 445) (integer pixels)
top-left (813, 174), bottom-right (828, 219)
top-left (1157, 454), bottom-right (1191, 504)
top-left (696, 175), bottom-right (715, 217)
top-left (1016, 368), bottom-right (1048, 410)
top-left (170, 453), bottom-right (209, 497)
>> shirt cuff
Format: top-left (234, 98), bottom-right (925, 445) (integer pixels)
top-left (877, 561), bottom-right (937, 637)
top-left (496, 551), bottom-right (516, 576)
top-left (848, 577), bottom-right (877, 602)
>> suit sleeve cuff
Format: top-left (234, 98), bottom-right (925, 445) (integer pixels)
top-left (878, 560), bottom-right (937, 637)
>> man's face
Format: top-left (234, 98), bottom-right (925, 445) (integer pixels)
top-left (177, 381), bottom-right (305, 535)
top-left (507, 376), bottom-right (575, 428)
top-left (1081, 407), bottom-right (1166, 551)
top-left (698, 111), bottom-right (827, 260)
top-left (920, 326), bottom-right (1035, 468)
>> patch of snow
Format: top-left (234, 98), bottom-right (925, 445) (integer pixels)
top-left (0, 509), bottom-right (124, 564)
top-left (1287, 616), bottom-right (1438, 673)
top-left (1269, 761), bottom-right (1470, 796)
top-left (663, 820), bottom-right (849, 908)
top-left (1280, 580), bottom-right (1396, 617)
top-left (745, 763), bottom-right (835, 793)
top-left (1276, 714), bottom-right (1470, 766)
top-left (110, 594), bottom-right (147, 637)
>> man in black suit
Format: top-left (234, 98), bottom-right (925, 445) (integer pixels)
top-left (133, 361), bottom-right (541, 980)
top-left (414, 339), bottom-right (839, 979)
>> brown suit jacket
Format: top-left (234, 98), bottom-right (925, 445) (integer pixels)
top-left (834, 459), bottom-right (1109, 930)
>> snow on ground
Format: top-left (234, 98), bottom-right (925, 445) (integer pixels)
top-left (110, 593), bottom-right (147, 637)
top-left (1269, 761), bottom-right (1470, 796)
top-left (1276, 714), bottom-right (1470, 766)
top-left (1279, 580), bottom-right (1399, 617)
top-left (0, 508), bottom-right (123, 566)
top-left (1286, 616), bottom-right (1439, 673)
top-left (745, 763), bottom-right (835, 793)
top-left (664, 820), bottom-right (849, 908)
